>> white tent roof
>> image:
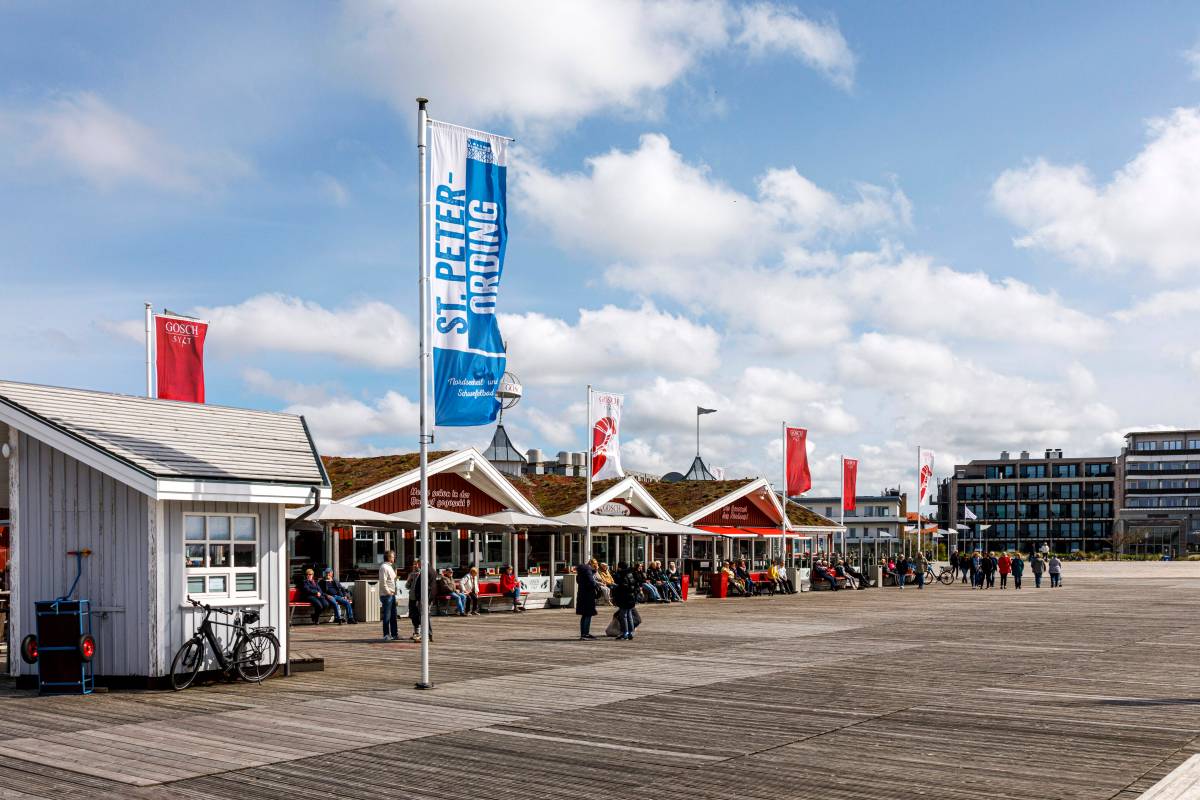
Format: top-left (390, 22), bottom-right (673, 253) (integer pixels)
top-left (389, 507), bottom-right (506, 529)
top-left (286, 503), bottom-right (398, 524)
top-left (479, 510), bottom-right (567, 528)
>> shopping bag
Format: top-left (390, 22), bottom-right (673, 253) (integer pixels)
top-left (605, 612), bottom-right (621, 638)
top-left (632, 607), bottom-right (642, 628)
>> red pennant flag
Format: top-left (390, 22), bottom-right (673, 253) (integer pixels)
top-left (843, 458), bottom-right (858, 511)
top-left (155, 314), bottom-right (208, 403)
top-left (785, 427), bottom-right (811, 496)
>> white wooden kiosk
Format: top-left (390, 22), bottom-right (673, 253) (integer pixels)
top-left (0, 380), bottom-right (330, 687)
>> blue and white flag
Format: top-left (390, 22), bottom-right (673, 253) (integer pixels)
top-left (427, 120), bottom-right (509, 426)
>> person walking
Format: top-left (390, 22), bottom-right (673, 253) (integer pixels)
top-left (406, 560), bottom-right (434, 642)
top-left (985, 552), bottom-right (997, 589)
top-left (575, 559), bottom-right (600, 640)
top-left (1030, 552), bottom-right (1045, 588)
top-left (997, 552), bottom-right (1011, 589)
top-left (915, 552), bottom-right (928, 589)
top-left (1048, 554), bottom-right (1063, 588)
top-left (971, 551), bottom-right (983, 589)
top-left (612, 562), bottom-right (639, 640)
top-left (1011, 552), bottom-right (1025, 589)
top-left (379, 550), bottom-right (399, 641)
top-left (949, 550), bottom-right (960, 581)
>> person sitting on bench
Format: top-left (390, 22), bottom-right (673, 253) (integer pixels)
top-left (299, 568), bottom-right (337, 623)
top-left (735, 560), bottom-right (757, 595)
top-left (595, 561), bottom-right (614, 604)
top-left (633, 562), bottom-right (664, 603)
top-left (811, 561), bottom-right (839, 591)
top-left (721, 561), bottom-right (749, 596)
top-left (648, 561), bottom-right (679, 601)
top-left (499, 565), bottom-right (523, 612)
top-left (768, 559), bottom-right (795, 594)
top-left (839, 559), bottom-right (870, 590)
top-left (666, 561), bottom-right (684, 597)
top-left (461, 566), bottom-right (480, 615)
top-left (436, 568), bottom-right (467, 616)
top-left (319, 567), bottom-right (356, 624)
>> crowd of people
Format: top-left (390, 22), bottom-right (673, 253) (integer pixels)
top-left (301, 543), bottom-right (1069, 644)
top-left (949, 549), bottom-right (1063, 589)
top-left (718, 558), bottom-right (796, 596)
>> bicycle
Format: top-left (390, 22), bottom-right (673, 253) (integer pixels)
top-left (170, 597), bottom-right (280, 690)
top-left (924, 565), bottom-right (955, 586)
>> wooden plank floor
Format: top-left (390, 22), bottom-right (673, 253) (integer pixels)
top-left (2, 561), bottom-right (1200, 799)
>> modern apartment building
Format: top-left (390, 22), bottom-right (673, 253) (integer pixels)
top-left (937, 449), bottom-right (1116, 553)
top-left (1116, 430), bottom-right (1200, 556)
top-left (795, 490), bottom-right (907, 549)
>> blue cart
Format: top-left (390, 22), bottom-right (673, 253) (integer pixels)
top-left (21, 550), bottom-right (96, 695)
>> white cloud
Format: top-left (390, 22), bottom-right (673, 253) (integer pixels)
top-left (195, 294), bottom-right (417, 368)
top-left (1113, 287), bottom-right (1200, 322)
top-left (315, 171), bottom-right (350, 207)
top-left (837, 332), bottom-right (1118, 451)
top-left (992, 107), bottom-right (1200, 278)
top-left (0, 91), bottom-right (249, 192)
top-left (841, 252), bottom-right (1109, 346)
top-left (500, 303), bottom-right (721, 385)
top-left (338, 1), bottom-right (856, 129)
top-left (243, 369), bottom-right (421, 455)
top-left (736, 4), bottom-right (856, 90)
top-left (520, 133), bottom-right (909, 264)
top-left (1186, 40), bottom-right (1200, 80)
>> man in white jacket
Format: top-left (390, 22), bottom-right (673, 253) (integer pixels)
top-left (379, 550), bottom-right (398, 641)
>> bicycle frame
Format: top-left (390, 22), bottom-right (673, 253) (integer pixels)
top-left (191, 606), bottom-right (248, 672)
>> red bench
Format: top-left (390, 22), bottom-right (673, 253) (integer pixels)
top-left (476, 581), bottom-right (526, 612)
top-left (288, 586), bottom-right (337, 624)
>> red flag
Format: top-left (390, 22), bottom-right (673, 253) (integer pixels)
top-left (843, 458), bottom-right (858, 511)
top-left (155, 314), bottom-right (208, 403)
top-left (785, 427), bottom-right (811, 496)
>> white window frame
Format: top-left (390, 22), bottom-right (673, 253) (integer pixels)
top-left (184, 512), bottom-right (260, 600)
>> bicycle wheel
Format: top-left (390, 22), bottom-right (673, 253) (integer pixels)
top-left (938, 570), bottom-right (954, 586)
top-left (234, 630), bottom-right (280, 683)
top-left (170, 638), bottom-right (205, 691)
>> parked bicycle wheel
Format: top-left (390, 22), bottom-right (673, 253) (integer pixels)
top-left (234, 630), bottom-right (280, 683)
top-left (938, 570), bottom-right (954, 586)
top-left (170, 638), bottom-right (205, 690)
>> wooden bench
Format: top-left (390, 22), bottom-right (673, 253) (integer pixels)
top-left (809, 571), bottom-right (850, 591)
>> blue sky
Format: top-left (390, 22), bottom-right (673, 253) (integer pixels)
top-left (3, 1), bottom-right (1199, 502)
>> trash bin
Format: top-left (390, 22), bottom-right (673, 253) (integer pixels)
top-left (352, 580), bottom-right (381, 623)
top-left (710, 571), bottom-right (728, 598)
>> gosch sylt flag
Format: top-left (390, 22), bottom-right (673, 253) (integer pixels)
top-left (428, 120), bottom-right (509, 426)
top-left (590, 390), bottom-right (624, 480)
top-left (918, 449), bottom-right (935, 505)
top-left (843, 458), bottom-right (858, 511)
top-left (155, 314), bottom-right (208, 403)
top-left (785, 427), bottom-right (811, 496)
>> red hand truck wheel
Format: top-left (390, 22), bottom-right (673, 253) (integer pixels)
top-left (78, 634), bottom-right (96, 662)
top-left (20, 635), bottom-right (38, 664)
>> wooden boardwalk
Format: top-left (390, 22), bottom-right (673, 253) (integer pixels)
top-left (2, 562), bottom-right (1200, 798)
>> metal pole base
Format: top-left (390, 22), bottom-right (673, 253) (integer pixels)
top-left (414, 681), bottom-right (435, 690)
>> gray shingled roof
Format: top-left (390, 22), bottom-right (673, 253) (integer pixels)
top-left (0, 380), bottom-right (328, 486)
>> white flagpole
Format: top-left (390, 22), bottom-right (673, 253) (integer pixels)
top-left (839, 455), bottom-right (845, 558)
top-left (585, 385), bottom-right (592, 561)
top-left (915, 445), bottom-right (921, 559)
top-left (782, 422), bottom-right (794, 589)
top-left (144, 302), bottom-right (153, 398)
top-left (416, 97), bottom-right (433, 690)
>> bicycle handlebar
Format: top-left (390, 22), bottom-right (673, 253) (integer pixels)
top-left (186, 597), bottom-right (233, 615)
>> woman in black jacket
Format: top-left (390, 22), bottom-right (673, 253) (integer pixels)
top-left (575, 560), bottom-right (600, 640)
top-left (611, 562), bottom-right (639, 641)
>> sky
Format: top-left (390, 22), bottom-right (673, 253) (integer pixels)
top-left (2, 1), bottom-right (1200, 507)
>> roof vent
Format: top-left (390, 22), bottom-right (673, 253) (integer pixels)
top-left (1000, 451), bottom-right (1010, 460)
top-left (1020, 450), bottom-right (1030, 460)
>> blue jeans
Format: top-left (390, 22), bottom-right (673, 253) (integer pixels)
top-left (449, 592), bottom-right (466, 614)
top-left (1034, 573), bottom-right (1043, 588)
top-left (641, 582), bottom-right (660, 601)
top-left (329, 595), bottom-right (354, 622)
top-left (507, 587), bottom-right (521, 608)
top-left (1050, 573), bottom-right (1060, 587)
top-left (617, 607), bottom-right (635, 637)
top-left (380, 595), bottom-right (398, 638)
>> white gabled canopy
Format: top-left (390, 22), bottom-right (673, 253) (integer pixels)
top-left (338, 448), bottom-right (540, 517)
top-left (286, 503), bottom-right (397, 524)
